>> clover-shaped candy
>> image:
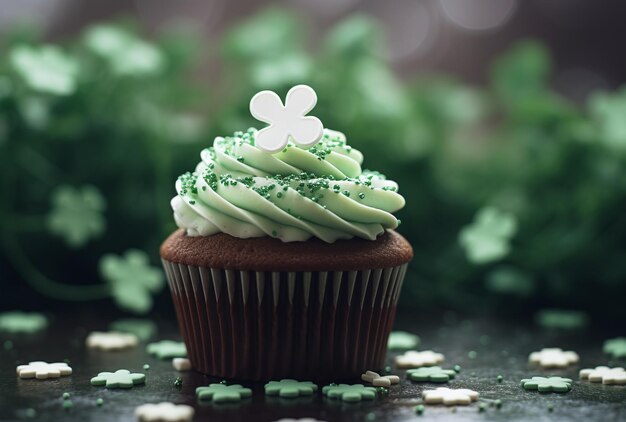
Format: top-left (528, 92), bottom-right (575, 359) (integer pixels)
top-left (322, 384), bottom-right (377, 402)
top-left (407, 366), bottom-right (456, 383)
top-left (422, 387), bottom-right (479, 405)
top-left (196, 383), bottom-right (252, 403)
top-left (580, 366), bottom-right (626, 385)
top-left (135, 402), bottom-right (194, 422)
top-left (109, 318), bottom-right (157, 341)
top-left (249, 84), bottom-right (324, 153)
top-left (387, 331), bottom-right (420, 350)
top-left (459, 206), bottom-right (517, 264)
top-left (529, 348), bottom-right (579, 368)
top-left (90, 369), bottom-right (146, 389)
top-left (17, 361), bottom-right (72, 379)
top-left (0, 311), bottom-right (48, 334)
top-left (86, 331), bottom-right (138, 351)
top-left (147, 340), bottom-right (187, 359)
top-left (395, 350), bottom-right (445, 369)
top-left (604, 337), bottom-right (626, 359)
top-left (264, 379), bottom-right (318, 398)
top-left (361, 371), bottom-right (400, 387)
top-left (48, 185), bottom-right (106, 247)
top-left (520, 376), bottom-right (572, 393)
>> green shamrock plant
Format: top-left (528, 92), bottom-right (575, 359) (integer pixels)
top-left (90, 369), bottom-right (145, 389)
top-left (109, 318), bottom-right (157, 341)
top-left (604, 337), bottom-right (626, 359)
top-left (407, 366), bottom-right (457, 383)
top-left (9, 45), bottom-right (79, 95)
top-left (520, 376), bottom-right (572, 393)
top-left (387, 331), bottom-right (420, 350)
top-left (147, 340), bottom-right (187, 359)
top-left (459, 206), bottom-right (517, 264)
top-left (47, 185), bottom-right (106, 248)
top-left (196, 383), bottom-right (252, 403)
top-left (0, 311), bottom-right (48, 334)
top-left (322, 384), bottom-right (377, 402)
top-left (100, 250), bottom-right (164, 314)
top-left (264, 379), bottom-right (318, 398)
top-left (589, 88), bottom-right (626, 151)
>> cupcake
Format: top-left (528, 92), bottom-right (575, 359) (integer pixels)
top-left (160, 85), bottom-right (412, 381)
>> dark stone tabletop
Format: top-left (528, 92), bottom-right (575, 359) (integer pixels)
top-left (1, 310), bottom-right (624, 422)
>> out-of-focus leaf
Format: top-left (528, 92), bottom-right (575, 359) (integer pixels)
top-left (485, 266), bottom-right (534, 297)
top-left (250, 53), bottom-right (312, 89)
top-left (84, 25), bottom-right (164, 76)
top-left (534, 309), bottom-right (589, 330)
top-left (491, 40), bottom-right (550, 103)
top-left (222, 9), bottom-right (301, 60)
top-left (48, 185), bottom-right (106, 248)
top-left (459, 207), bottom-right (517, 264)
top-left (324, 15), bottom-right (380, 57)
top-left (9, 45), bottom-right (78, 95)
top-left (99, 250), bottom-right (164, 314)
top-left (589, 88), bottom-right (626, 151)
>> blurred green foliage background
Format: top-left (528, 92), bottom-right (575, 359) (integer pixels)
top-left (1, 9), bottom-right (625, 321)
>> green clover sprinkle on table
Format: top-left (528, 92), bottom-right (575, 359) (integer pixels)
top-left (196, 383), bottom-right (252, 403)
top-left (0, 311), bottom-right (48, 334)
top-left (407, 366), bottom-right (457, 383)
top-left (521, 376), bottom-right (572, 393)
top-left (322, 384), bottom-right (377, 402)
top-left (146, 340), bottom-right (187, 359)
top-left (264, 379), bottom-right (318, 398)
top-left (604, 337), bottom-right (626, 359)
top-left (387, 331), bottom-right (420, 350)
top-left (90, 369), bottom-right (145, 389)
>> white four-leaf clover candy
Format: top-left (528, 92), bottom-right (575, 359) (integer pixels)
top-left (86, 331), bottom-right (139, 351)
top-left (395, 350), bottom-right (445, 368)
top-left (135, 402), bottom-right (194, 422)
top-left (249, 84), bottom-right (324, 153)
top-left (580, 366), bottom-right (626, 385)
top-left (17, 361), bottom-right (72, 379)
top-left (422, 387), bottom-right (479, 406)
top-left (529, 347), bottom-right (579, 368)
top-left (361, 370), bottom-right (400, 387)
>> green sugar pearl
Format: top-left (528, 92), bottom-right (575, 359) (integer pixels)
top-left (497, 375), bottom-right (503, 383)
top-left (415, 404), bottom-right (425, 415)
top-left (453, 365), bottom-right (461, 373)
top-left (494, 399), bottom-right (502, 409)
top-left (62, 401), bottom-right (73, 410)
top-left (96, 398), bottom-right (104, 406)
top-left (468, 350), bottom-right (477, 359)
top-left (479, 403), bottom-right (487, 412)
top-left (143, 364), bottom-right (150, 370)
top-left (174, 377), bottom-right (183, 387)
top-left (62, 392), bottom-right (70, 400)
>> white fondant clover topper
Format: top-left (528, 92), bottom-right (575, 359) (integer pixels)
top-left (529, 347), bottom-right (579, 368)
top-left (17, 361), bottom-right (72, 379)
top-left (580, 366), bottom-right (626, 385)
top-left (395, 350), bottom-right (445, 369)
top-left (249, 84), bottom-right (324, 153)
top-left (422, 387), bottom-right (479, 406)
top-left (86, 331), bottom-right (138, 351)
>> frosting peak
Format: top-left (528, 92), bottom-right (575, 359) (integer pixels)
top-left (171, 128), bottom-right (405, 243)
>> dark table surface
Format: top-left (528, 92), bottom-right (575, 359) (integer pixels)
top-left (1, 311), bottom-right (625, 422)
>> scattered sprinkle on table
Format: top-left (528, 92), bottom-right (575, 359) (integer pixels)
top-left (147, 341), bottom-right (187, 359)
top-left (529, 348), bottom-right (579, 368)
top-left (361, 371), bottom-right (400, 387)
top-left (135, 402), bottom-right (195, 422)
top-left (407, 366), bottom-right (456, 383)
top-left (520, 376), bottom-right (572, 393)
top-left (422, 387), bottom-right (479, 405)
top-left (395, 350), bottom-right (445, 368)
top-left (264, 379), bottom-right (318, 398)
top-left (172, 358), bottom-right (191, 371)
top-left (322, 384), bottom-right (377, 402)
top-left (86, 331), bottom-right (138, 351)
top-left (196, 383), bottom-right (252, 403)
top-left (90, 369), bottom-right (145, 389)
top-left (580, 366), bottom-right (626, 385)
top-left (17, 361), bottom-right (72, 379)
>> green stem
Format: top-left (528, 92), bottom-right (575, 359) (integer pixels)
top-left (2, 232), bottom-right (111, 301)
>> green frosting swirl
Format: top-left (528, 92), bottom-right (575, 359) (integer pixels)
top-left (172, 128), bottom-right (405, 243)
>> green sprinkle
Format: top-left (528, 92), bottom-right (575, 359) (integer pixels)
top-left (468, 350), bottom-right (477, 359)
top-left (384, 366), bottom-right (392, 374)
top-left (62, 401), bottom-right (73, 410)
top-left (276, 192), bottom-right (283, 198)
top-left (366, 412), bottom-right (376, 421)
top-left (342, 190), bottom-right (350, 197)
top-left (548, 403), bottom-right (554, 412)
top-left (453, 365), bottom-right (461, 373)
top-left (497, 375), bottom-right (503, 383)
top-left (220, 380), bottom-right (228, 385)
top-left (397, 219), bottom-right (402, 226)
top-left (494, 399), bottom-right (502, 408)
top-left (272, 230), bottom-right (278, 237)
top-left (479, 403), bottom-right (487, 412)
top-left (62, 392), bottom-right (70, 400)
top-left (188, 200), bottom-right (195, 205)
top-left (143, 364), bottom-right (150, 370)
top-left (358, 192), bottom-right (365, 199)
top-left (174, 377), bottom-right (183, 387)
top-left (415, 404), bottom-right (425, 415)
top-left (96, 398), bottom-right (104, 406)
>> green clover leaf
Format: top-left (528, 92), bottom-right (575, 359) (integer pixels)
top-left (604, 337), bottom-right (626, 359)
top-left (99, 250), bottom-right (164, 314)
top-left (459, 206), bottom-right (517, 264)
top-left (387, 331), bottom-right (420, 350)
top-left (264, 379), bottom-right (318, 398)
top-left (48, 185), bottom-right (106, 248)
top-left (534, 309), bottom-right (588, 330)
top-left (146, 340), bottom-right (187, 359)
top-left (322, 384), bottom-right (377, 402)
top-left (84, 25), bottom-right (163, 76)
top-left (407, 366), bottom-right (457, 383)
top-left (10, 45), bottom-right (78, 95)
top-left (0, 311), bottom-right (48, 334)
top-left (90, 369), bottom-right (145, 389)
top-left (196, 383), bottom-right (252, 403)
top-left (520, 376), bottom-right (572, 393)
top-left (589, 88), bottom-right (626, 151)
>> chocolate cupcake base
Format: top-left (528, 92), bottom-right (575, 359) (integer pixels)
top-left (162, 261), bottom-right (408, 382)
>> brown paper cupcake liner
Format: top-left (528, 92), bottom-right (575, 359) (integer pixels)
top-left (162, 260), bottom-right (408, 382)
